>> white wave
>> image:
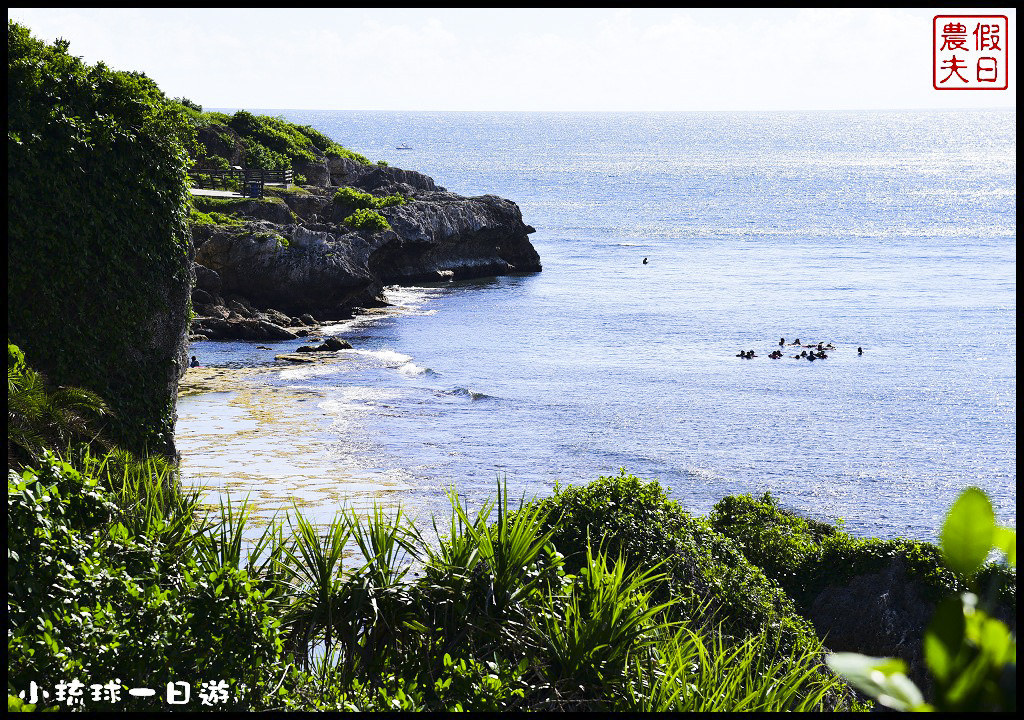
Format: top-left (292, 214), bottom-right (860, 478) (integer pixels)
top-left (278, 364), bottom-right (339, 381)
top-left (349, 348), bottom-right (414, 366)
top-left (398, 362), bottom-right (431, 377)
top-left (383, 285), bottom-right (437, 308)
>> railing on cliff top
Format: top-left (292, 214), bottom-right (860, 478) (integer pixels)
top-left (187, 168), bottom-right (293, 198)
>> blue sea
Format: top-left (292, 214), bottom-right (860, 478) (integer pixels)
top-left (177, 110), bottom-right (1016, 542)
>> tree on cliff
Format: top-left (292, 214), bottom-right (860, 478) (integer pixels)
top-left (7, 21), bottom-right (195, 456)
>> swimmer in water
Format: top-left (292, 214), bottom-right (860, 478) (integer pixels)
top-left (643, 257), bottom-right (648, 265)
top-left (858, 346), bottom-right (863, 355)
top-left (779, 337), bottom-right (785, 346)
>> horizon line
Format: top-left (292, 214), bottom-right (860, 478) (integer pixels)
top-left (205, 106), bottom-right (1017, 114)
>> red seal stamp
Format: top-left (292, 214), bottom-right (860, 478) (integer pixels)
top-left (934, 15), bottom-right (1009, 90)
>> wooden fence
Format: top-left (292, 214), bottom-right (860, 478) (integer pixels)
top-left (187, 168), bottom-right (294, 197)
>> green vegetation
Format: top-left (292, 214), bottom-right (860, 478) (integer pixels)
top-left (189, 208), bottom-right (245, 228)
top-left (264, 184), bottom-right (312, 198)
top-left (8, 21), bottom-right (193, 456)
top-left (333, 186), bottom-right (408, 210)
top-left (709, 492), bottom-right (984, 611)
top-left (178, 103), bottom-right (373, 172)
top-left (343, 208), bottom-right (392, 232)
top-left (827, 488), bottom-right (1016, 712)
top-left (535, 473), bottom-right (823, 656)
top-left (332, 186), bottom-right (406, 231)
top-left (7, 344), bottom-right (1015, 711)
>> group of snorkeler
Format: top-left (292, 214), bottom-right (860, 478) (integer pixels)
top-left (736, 338), bottom-right (863, 361)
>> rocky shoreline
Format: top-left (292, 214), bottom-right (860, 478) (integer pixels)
top-left (190, 156), bottom-right (541, 344)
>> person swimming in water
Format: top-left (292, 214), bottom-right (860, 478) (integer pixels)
top-left (779, 337), bottom-right (785, 346)
top-left (189, 355), bottom-right (200, 368)
top-left (858, 346), bottom-right (863, 355)
top-left (643, 257), bottom-right (648, 265)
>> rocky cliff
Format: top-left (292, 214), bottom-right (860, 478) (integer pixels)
top-left (191, 159), bottom-right (541, 341)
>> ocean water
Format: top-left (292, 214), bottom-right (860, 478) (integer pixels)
top-left (177, 110), bottom-right (1016, 541)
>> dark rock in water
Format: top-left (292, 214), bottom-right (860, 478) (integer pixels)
top-left (299, 313), bottom-right (318, 326)
top-left (295, 336), bottom-right (352, 352)
top-left (196, 223), bottom-right (382, 317)
top-left (192, 316), bottom-right (298, 341)
top-left (321, 336), bottom-right (351, 350)
top-left (372, 192), bottom-right (542, 283)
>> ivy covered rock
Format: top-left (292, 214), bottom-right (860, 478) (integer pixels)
top-left (709, 491), bottom-right (1016, 696)
top-left (7, 22), bottom-right (194, 456)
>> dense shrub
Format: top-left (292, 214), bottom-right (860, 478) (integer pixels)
top-left (708, 492), bottom-right (1009, 612)
top-left (332, 186), bottom-right (377, 211)
top-left (7, 454), bottom-right (289, 711)
top-left (535, 471), bottom-right (818, 646)
top-left (343, 208), bottom-right (391, 232)
top-left (189, 208), bottom-right (245, 227)
top-left (8, 21), bottom-right (194, 456)
top-left (333, 186), bottom-right (407, 213)
top-left (324, 143), bottom-right (372, 166)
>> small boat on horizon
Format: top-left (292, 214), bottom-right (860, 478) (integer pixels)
top-left (396, 143), bottom-right (412, 150)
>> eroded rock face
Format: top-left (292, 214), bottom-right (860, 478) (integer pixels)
top-left (374, 192), bottom-right (542, 283)
top-left (327, 156), bottom-right (439, 193)
top-left (195, 223), bottom-right (381, 317)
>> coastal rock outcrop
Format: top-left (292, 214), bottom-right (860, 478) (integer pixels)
top-left (190, 164), bottom-right (541, 329)
top-left (374, 192), bottom-right (541, 283)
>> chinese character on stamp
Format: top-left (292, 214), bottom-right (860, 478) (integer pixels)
top-left (934, 15), bottom-right (1009, 90)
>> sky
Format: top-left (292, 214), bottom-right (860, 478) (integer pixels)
top-left (7, 8), bottom-right (1017, 112)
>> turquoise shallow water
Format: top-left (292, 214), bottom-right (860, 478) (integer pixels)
top-left (179, 110), bottom-right (1016, 541)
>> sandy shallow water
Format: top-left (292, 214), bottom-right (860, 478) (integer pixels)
top-left (176, 362), bottom-right (421, 530)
